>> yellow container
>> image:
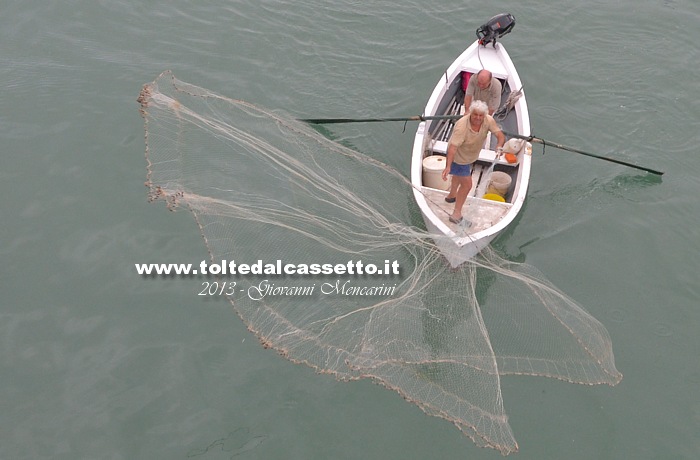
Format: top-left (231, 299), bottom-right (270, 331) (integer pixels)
top-left (483, 193), bottom-right (505, 202)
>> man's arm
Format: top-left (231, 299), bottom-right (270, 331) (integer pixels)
top-left (464, 95), bottom-right (473, 111)
top-left (489, 79), bottom-right (503, 114)
top-left (495, 130), bottom-right (506, 151)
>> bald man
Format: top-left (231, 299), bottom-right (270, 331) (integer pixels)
top-left (463, 70), bottom-right (502, 115)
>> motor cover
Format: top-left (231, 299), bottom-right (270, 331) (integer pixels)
top-left (476, 13), bottom-right (516, 46)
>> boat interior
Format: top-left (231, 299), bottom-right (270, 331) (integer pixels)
top-left (420, 71), bottom-right (524, 233)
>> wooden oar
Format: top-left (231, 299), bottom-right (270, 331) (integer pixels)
top-left (500, 131), bottom-right (664, 176)
top-left (300, 115), bottom-right (664, 176)
top-left (299, 115), bottom-right (461, 124)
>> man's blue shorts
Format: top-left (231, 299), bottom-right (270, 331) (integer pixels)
top-left (449, 162), bottom-right (472, 177)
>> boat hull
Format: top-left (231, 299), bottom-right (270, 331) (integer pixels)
top-left (411, 40), bottom-right (531, 267)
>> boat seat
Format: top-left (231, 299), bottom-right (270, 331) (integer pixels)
top-left (461, 66), bottom-right (508, 82)
top-left (429, 140), bottom-right (519, 166)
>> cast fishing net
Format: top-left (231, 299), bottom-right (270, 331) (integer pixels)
top-left (137, 71), bottom-right (621, 455)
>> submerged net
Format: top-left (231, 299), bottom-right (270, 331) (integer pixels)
top-left (137, 71), bottom-right (621, 455)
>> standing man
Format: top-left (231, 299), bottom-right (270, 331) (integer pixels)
top-left (463, 69), bottom-right (502, 115)
top-left (442, 100), bottom-right (505, 224)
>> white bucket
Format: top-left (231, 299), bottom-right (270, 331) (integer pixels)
top-left (422, 155), bottom-right (450, 190)
top-left (487, 171), bottom-right (512, 197)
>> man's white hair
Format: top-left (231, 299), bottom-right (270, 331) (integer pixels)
top-left (468, 100), bottom-right (489, 115)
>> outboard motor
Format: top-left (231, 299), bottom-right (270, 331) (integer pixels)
top-left (476, 13), bottom-right (515, 46)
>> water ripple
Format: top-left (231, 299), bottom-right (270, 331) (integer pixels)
top-left (652, 323), bottom-right (674, 338)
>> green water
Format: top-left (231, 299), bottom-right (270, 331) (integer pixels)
top-left (2, 1), bottom-right (699, 458)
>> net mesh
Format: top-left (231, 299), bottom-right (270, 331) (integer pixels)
top-left (137, 71), bottom-right (621, 455)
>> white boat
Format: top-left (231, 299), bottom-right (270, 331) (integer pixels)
top-left (410, 14), bottom-right (531, 267)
